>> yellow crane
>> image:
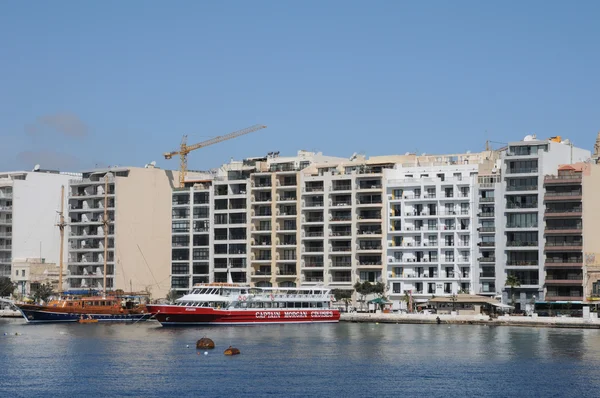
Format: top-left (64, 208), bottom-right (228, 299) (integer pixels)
top-left (164, 124), bottom-right (267, 188)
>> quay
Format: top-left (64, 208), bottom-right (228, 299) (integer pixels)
top-left (341, 313), bottom-right (600, 329)
top-left (0, 309), bottom-right (21, 318)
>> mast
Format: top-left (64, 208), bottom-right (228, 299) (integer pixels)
top-left (102, 174), bottom-right (109, 296)
top-left (57, 185), bottom-right (66, 293)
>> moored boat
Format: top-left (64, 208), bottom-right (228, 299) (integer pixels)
top-left (15, 294), bottom-right (150, 323)
top-left (146, 283), bottom-right (340, 326)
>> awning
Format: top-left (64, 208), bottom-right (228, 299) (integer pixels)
top-left (489, 302), bottom-right (514, 309)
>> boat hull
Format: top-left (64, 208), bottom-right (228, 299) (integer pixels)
top-left (16, 305), bottom-right (150, 324)
top-left (146, 305), bottom-right (340, 326)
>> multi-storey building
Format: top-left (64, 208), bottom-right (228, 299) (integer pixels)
top-left (170, 151), bottom-right (346, 295)
top-left (67, 166), bottom-right (177, 297)
top-left (499, 135), bottom-right (590, 310)
top-left (543, 164), bottom-right (584, 303)
top-left (299, 158), bottom-right (393, 292)
top-left (385, 151), bottom-right (496, 307)
top-left (0, 169), bottom-right (75, 279)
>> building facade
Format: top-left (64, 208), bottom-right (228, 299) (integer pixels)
top-left (499, 136), bottom-right (590, 309)
top-left (0, 170), bottom-right (75, 279)
top-left (67, 166), bottom-right (178, 298)
top-left (384, 152), bottom-right (497, 307)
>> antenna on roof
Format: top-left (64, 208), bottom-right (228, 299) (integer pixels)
top-left (33, 164), bottom-right (40, 172)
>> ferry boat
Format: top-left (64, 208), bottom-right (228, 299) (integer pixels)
top-left (15, 295), bottom-right (149, 323)
top-left (146, 283), bottom-right (340, 326)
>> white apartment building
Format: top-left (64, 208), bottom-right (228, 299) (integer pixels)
top-left (497, 135), bottom-right (590, 310)
top-left (0, 169), bottom-right (76, 279)
top-left (67, 165), bottom-right (178, 298)
top-left (384, 152), bottom-right (496, 307)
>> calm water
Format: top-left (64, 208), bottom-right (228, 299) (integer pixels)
top-left (1, 318), bottom-right (600, 397)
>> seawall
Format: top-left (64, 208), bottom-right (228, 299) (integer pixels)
top-left (341, 313), bottom-right (600, 329)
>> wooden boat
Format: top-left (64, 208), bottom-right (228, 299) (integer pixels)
top-left (16, 295), bottom-right (149, 323)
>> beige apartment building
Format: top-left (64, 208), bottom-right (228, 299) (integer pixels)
top-left (67, 165), bottom-right (180, 299)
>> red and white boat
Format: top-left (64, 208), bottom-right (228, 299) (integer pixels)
top-left (146, 283), bottom-right (340, 326)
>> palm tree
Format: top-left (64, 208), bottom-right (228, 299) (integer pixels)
top-left (505, 274), bottom-right (521, 309)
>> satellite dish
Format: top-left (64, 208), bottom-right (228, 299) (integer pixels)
top-left (150, 161), bottom-right (156, 167)
top-left (33, 164), bottom-right (40, 171)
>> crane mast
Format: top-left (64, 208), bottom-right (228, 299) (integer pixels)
top-left (164, 124), bottom-right (267, 188)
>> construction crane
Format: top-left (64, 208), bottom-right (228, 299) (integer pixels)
top-left (164, 124), bottom-right (267, 188)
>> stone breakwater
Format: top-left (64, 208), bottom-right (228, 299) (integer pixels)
top-left (341, 313), bottom-right (600, 329)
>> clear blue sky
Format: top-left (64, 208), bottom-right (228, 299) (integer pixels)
top-left (1, 1), bottom-right (599, 172)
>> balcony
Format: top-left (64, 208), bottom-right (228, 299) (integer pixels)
top-left (506, 241), bottom-right (538, 247)
top-left (544, 208), bottom-right (582, 218)
top-left (545, 278), bottom-right (583, 286)
top-left (506, 202), bottom-right (538, 210)
top-left (506, 223), bottom-right (538, 229)
top-left (546, 294), bottom-right (584, 302)
top-left (544, 226), bottom-right (582, 235)
top-left (478, 212), bottom-right (495, 218)
top-left (506, 261), bottom-right (538, 267)
top-left (508, 167), bottom-right (539, 174)
top-left (479, 197), bottom-right (495, 203)
top-left (506, 185), bottom-right (538, 192)
top-left (544, 191), bottom-right (582, 201)
top-left (544, 242), bottom-right (583, 251)
top-left (304, 185), bottom-right (324, 193)
top-left (545, 259), bottom-right (583, 268)
top-left (544, 175), bottom-right (582, 185)
top-left (477, 227), bottom-right (495, 233)
top-left (478, 257), bottom-right (496, 263)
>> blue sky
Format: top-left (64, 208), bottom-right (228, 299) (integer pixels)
top-left (1, 1), bottom-right (599, 172)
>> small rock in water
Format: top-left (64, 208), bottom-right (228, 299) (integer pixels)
top-left (186, 345), bottom-right (189, 348)
top-left (204, 352), bottom-right (208, 356)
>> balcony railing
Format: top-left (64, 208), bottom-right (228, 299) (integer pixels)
top-left (508, 168), bottom-right (539, 174)
top-left (506, 261), bottom-right (538, 266)
top-left (506, 185), bottom-right (537, 191)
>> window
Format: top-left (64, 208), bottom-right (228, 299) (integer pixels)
top-left (171, 249), bottom-right (189, 261)
top-left (172, 263), bottom-right (189, 274)
top-left (507, 213), bottom-right (538, 228)
top-left (193, 263), bottom-right (209, 274)
top-left (172, 235), bottom-right (189, 247)
top-left (193, 207), bottom-right (209, 219)
top-left (172, 221), bottom-right (189, 233)
top-left (171, 277), bottom-right (189, 289)
top-left (393, 283), bottom-right (401, 294)
top-left (193, 248), bottom-right (209, 260)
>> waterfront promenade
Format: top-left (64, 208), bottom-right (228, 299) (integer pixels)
top-left (341, 312), bottom-right (600, 329)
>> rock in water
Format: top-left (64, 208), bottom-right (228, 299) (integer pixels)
top-left (196, 337), bottom-right (215, 349)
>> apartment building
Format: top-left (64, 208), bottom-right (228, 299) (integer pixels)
top-left (0, 169), bottom-right (75, 279)
top-left (385, 151), bottom-right (496, 306)
top-left (543, 164), bottom-right (584, 303)
top-left (298, 157), bottom-right (395, 291)
top-left (499, 135), bottom-right (590, 310)
top-left (170, 151), bottom-right (347, 295)
top-left (67, 166), bottom-right (178, 298)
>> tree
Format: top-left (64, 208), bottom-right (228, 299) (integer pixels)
top-left (450, 294), bottom-right (458, 312)
top-left (401, 291), bottom-right (413, 313)
top-left (332, 289), bottom-right (352, 312)
top-left (166, 289), bottom-right (179, 304)
top-left (354, 281), bottom-right (373, 311)
top-left (505, 274), bottom-right (521, 309)
top-left (0, 277), bottom-right (15, 297)
top-left (372, 282), bottom-right (386, 299)
top-left (32, 283), bottom-right (54, 303)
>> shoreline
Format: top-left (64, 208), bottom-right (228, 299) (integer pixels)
top-left (341, 313), bottom-right (600, 329)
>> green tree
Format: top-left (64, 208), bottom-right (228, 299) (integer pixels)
top-left (166, 289), bottom-right (179, 304)
top-left (354, 281), bottom-right (373, 311)
top-left (32, 283), bottom-right (54, 303)
top-left (0, 277), bottom-right (15, 297)
top-left (332, 289), bottom-right (352, 312)
top-left (372, 282), bottom-right (386, 298)
top-left (505, 274), bottom-right (521, 309)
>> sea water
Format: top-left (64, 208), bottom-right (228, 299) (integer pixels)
top-left (1, 318), bottom-right (600, 397)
